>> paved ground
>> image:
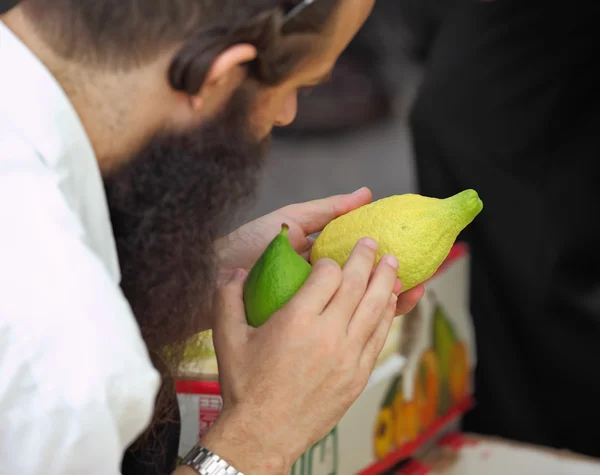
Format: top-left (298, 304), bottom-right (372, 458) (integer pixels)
top-left (245, 65), bottom-right (423, 223)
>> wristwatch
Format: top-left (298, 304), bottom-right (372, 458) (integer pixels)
top-left (181, 445), bottom-right (245, 475)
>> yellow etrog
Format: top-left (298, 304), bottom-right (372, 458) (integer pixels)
top-left (309, 189), bottom-right (483, 291)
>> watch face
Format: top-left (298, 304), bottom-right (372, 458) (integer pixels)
top-left (0, 0), bottom-right (19, 14)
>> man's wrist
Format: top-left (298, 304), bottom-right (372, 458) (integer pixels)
top-left (199, 408), bottom-right (289, 475)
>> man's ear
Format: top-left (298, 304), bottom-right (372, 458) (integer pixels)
top-left (189, 44), bottom-right (258, 112)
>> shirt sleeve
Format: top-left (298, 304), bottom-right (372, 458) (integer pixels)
top-left (0, 163), bottom-right (161, 474)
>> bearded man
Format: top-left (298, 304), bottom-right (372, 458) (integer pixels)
top-left (0, 1), bottom-right (423, 474)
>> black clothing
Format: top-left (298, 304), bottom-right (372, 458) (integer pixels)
top-left (410, 0), bottom-right (600, 457)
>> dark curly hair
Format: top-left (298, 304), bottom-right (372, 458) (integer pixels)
top-left (22, 0), bottom-right (342, 93)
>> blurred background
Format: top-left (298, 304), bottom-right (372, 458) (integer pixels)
top-left (247, 0), bottom-right (450, 219)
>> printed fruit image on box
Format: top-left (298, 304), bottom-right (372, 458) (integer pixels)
top-left (372, 272), bottom-right (475, 464)
top-left (175, 244), bottom-right (475, 475)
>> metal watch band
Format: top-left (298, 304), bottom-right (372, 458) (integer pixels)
top-left (181, 445), bottom-right (244, 475)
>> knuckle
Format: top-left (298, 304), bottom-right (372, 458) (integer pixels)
top-left (376, 260), bottom-right (398, 282)
top-left (361, 296), bottom-right (387, 320)
top-left (273, 304), bottom-right (310, 334)
top-left (319, 331), bottom-right (342, 356)
top-left (286, 308), bottom-right (312, 331)
top-left (352, 239), bottom-right (377, 258)
top-left (274, 298), bottom-right (296, 317)
top-left (341, 272), bottom-right (368, 294)
top-left (315, 258), bottom-right (343, 284)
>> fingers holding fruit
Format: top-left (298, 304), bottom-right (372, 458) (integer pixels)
top-left (359, 293), bottom-right (398, 371)
top-left (395, 284), bottom-right (425, 316)
top-left (207, 188), bottom-right (483, 473)
top-left (323, 237), bottom-right (380, 325)
top-left (345, 253), bottom-right (399, 347)
top-left (212, 239), bottom-right (402, 468)
top-left (284, 257), bottom-right (343, 318)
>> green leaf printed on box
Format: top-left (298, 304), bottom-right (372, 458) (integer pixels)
top-left (290, 427), bottom-right (338, 475)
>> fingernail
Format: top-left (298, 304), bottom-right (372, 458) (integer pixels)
top-left (352, 187), bottom-right (367, 195)
top-left (383, 254), bottom-right (399, 270)
top-left (359, 237), bottom-right (378, 250)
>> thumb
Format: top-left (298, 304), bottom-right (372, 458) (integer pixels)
top-left (213, 269), bottom-right (249, 346)
top-left (285, 187), bottom-right (372, 235)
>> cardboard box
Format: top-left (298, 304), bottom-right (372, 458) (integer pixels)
top-left (175, 243), bottom-right (476, 474)
top-left (397, 433), bottom-right (600, 475)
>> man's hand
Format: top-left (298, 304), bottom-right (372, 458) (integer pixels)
top-left (215, 187), bottom-right (422, 317)
top-left (216, 188), bottom-right (372, 278)
top-left (201, 238), bottom-right (423, 474)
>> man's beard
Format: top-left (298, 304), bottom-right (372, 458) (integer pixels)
top-left (103, 88), bottom-right (270, 368)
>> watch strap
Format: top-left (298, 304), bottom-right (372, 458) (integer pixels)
top-left (181, 445), bottom-right (244, 475)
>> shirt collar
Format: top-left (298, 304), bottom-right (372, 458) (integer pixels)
top-left (0, 20), bottom-right (122, 283)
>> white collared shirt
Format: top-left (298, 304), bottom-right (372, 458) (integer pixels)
top-left (0, 21), bottom-right (161, 475)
